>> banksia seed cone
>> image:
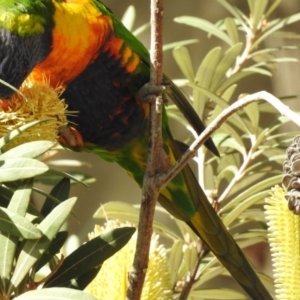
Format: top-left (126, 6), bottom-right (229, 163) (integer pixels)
top-left (282, 135), bottom-right (300, 215)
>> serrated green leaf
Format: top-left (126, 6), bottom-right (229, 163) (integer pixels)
top-left (94, 201), bottom-right (181, 240)
top-left (247, 0), bottom-right (254, 15)
top-left (224, 17), bottom-right (240, 44)
top-left (217, 164), bottom-right (239, 184)
top-left (219, 123), bottom-right (247, 157)
top-left (250, 0), bottom-right (268, 31)
top-left (222, 175), bottom-right (282, 216)
top-left (132, 22), bottom-right (150, 37)
top-left (237, 236), bottom-right (268, 249)
top-left (41, 178), bottom-right (71, 217)
top-left (0, 158), bottom-right (48, 182)
top-left (195, 47), bottom-right (222, 89)
top-left (249, 45), bottom-right (300, 60)
top-left (272, 31), bottom-right (300, 39)
top-left (173, 46), bottom-right (194, 81)
top-left (0, 207), bottom-right (42, 238)
top-left (121, 5), bottom-right (135, 31)
top-left (251, 12), bottom-right (300, 50)
top-left (216, 0), bottom-right (248, 29)
top-left (44, 227), bottom-right (136, 287)
top-left (14, 287), bottom-right (97, 300)
top-left (9, 197), bottom-right (77, 291)
top-left (168, 239), bottom-right (184, 285)
top-left (192, 266), bottom-right (226, 289)
top-left (163, 39), bottom-right (198, 51)
top-left (193, 47), bottom-right (222, 115)
top-left (219, 137), bottom-right (247, 156)
top-left (255, 116), bottom-right (290, 149)
top-left (242, 67), bottom-right (272, 76)
top-left (210, 42), bottom-right (244, 91)
top-left (243, 101), bottom-right (259, 131)
top-left (251, 58), bottom-right (298, 70)
top-left (235, 230), bottom-right (268, 243)
top-left (0, 141), bottom-right (54, 160)
top-left (188, 83), bottom-right (249, 133)
top-left (174, 16), bottom-right (232, 45)
top-left (221, 84), bottom-right (237, 102)
top-left (265, 0), bottom-right (281, 18)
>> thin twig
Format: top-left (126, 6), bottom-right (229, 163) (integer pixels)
top-left (159, 91), bottom-right (300, 190)
top-left (178, 240), bottom-right (209, 300)
top-left (126, 0), bottom-right (164, 299)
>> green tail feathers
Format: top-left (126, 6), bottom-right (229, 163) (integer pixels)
top-left (157, 137), bottom-right (272, 299)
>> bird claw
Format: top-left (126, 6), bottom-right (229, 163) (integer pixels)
top-left (138, 81), bottom-right (170, 103)
top-left (58, 125), bottom-right (84, 150)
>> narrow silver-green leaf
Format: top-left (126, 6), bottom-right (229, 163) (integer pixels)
top-left (44, 227), bottom-right (136, 287)
top-left (14, 288), bottom-right (97, 300)
top-left (9, 197), bottom-right (77, 290)
top-left (0, 207), bottom-right (42, 239)
top-left (0, 141), bottom-right (54, 160)
top-left (0, 179), bottom-right (36, 288)
top-left (0, 158), bottom-right (48, 182)
top-left (0, 120), bottom-right (53, 150)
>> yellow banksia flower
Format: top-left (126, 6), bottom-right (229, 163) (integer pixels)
top-left (0, 79), bottom-right (67, 149)
top-left (265, 185), bottom-right (300, 299)
top-left (86, 220), bottom-right (172, 300)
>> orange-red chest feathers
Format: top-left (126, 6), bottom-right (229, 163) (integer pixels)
top-left (29, 0), bottom-right (150, 151)
top-left (30, 1), bottom-right (112, 86)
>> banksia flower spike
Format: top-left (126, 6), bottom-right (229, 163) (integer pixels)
top-left (0, 79), bottom-right (67, 150)
top-left (86, 220), bottom-right (172, 300)
top-left (265, 135), bottom-right (300, 299)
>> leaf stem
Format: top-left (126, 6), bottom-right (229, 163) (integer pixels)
top-left (159, 91), bottom-right (300, 191)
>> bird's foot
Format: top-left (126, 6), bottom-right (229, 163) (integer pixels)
top-left (58, 125), bottom-right (84, 150)
top-left (138, 81), bottom-right (170, 103)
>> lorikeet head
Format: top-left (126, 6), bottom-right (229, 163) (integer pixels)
top-left (0, 0), bottom-right (54, 97)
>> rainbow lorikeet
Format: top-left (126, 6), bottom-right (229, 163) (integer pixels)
top-left (0, 1), bottom-right (271, 298)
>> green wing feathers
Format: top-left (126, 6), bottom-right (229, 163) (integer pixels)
top-left (168, 136), bottom-right (271, 299)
